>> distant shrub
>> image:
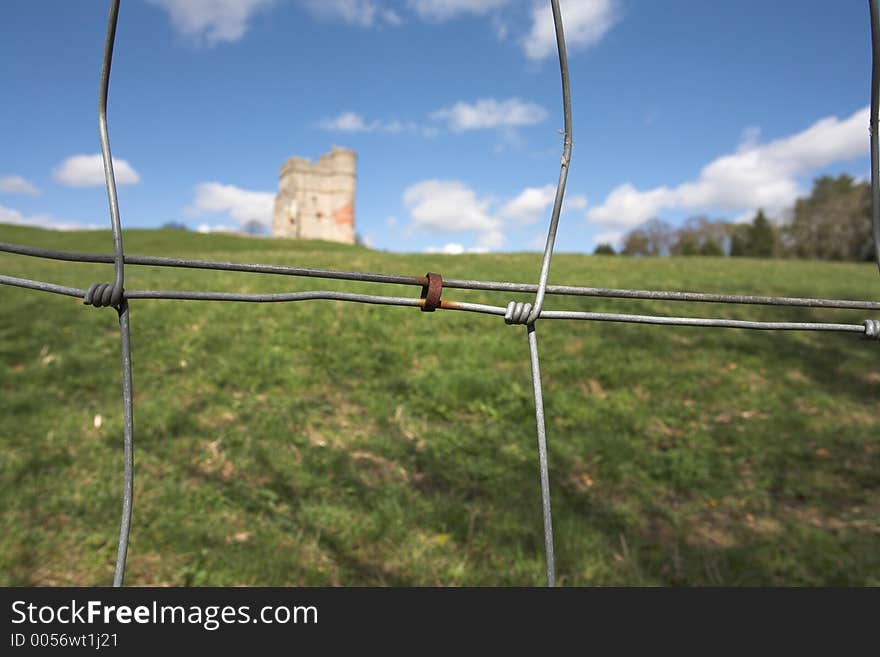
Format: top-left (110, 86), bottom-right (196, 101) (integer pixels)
top-left (161, 221), bottom-right (188, 231)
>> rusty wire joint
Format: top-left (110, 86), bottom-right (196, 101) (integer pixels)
top-left (420, 272), bottom-right (443, 312)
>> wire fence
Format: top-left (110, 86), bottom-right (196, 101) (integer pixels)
top-left (2, 0), bottom-right (879, 587)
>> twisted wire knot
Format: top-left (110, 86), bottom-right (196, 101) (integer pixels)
top-left (864, 319), bottom-right (880, 340)
top-left (84, 282), bottom-right (124, 309)
top-left (505, 301), bottom-right (534, 325)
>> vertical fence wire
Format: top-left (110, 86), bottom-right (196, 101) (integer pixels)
top-left (98, 0), bottom-right (125, 306)
top-left (96, 0), bottom-right (134, 587)
top-left (527, 324), bottom-right (556, 586)
top-left (870, 0), bottom-right (880, 275)
top-left (526, 0), bottom-right (573, 325)
top-left (113, 301), bottom-right (135, 586)
top-left (516, 0), bottom-right (572, 587)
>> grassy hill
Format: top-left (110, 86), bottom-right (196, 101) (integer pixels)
top-left (1, 223), bottom-right (878, 585)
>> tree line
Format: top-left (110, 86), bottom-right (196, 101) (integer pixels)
top-left (595, 174), bottom-right (876, 261)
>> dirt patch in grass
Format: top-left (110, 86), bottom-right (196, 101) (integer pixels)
top-left (350, 450), bottom-right (410, 485)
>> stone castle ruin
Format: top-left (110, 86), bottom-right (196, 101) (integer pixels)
top-left (272, 147), bottom-right (356, 244)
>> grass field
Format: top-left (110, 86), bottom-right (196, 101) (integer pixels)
top-left (1, 223), bottom-right (878, 586)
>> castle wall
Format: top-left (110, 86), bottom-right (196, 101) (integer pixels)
top-left (273, 147), bottom-right (356, 244)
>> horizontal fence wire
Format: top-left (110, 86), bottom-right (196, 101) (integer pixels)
top-left (3, 241), bottom-right (880, 310)
top-left (1, 0), bottom-right (879, 587)
top-left (0, 271), bottom-right (876, 336)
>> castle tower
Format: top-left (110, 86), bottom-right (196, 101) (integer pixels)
top-left (272, 147), bottom-right (356, 244)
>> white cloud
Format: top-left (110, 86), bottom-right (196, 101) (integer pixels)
top-left (523, 0), bottom-right (619, 60)
top-left (318, 112), bottom-right (422, 134)
top-left (298, 0), bottom-right (506, 26)
top-left (403, 180), bottom-right (496, 232)
top-left (423, 242), bottom-right (489, 254)
top-left (0, 175), bottom-right (40, 196)
top-left (52, 154), bottom-right (140, 188)
top-left (382, 119), bottom-right (420, 134)
top-left (431, 98), bottom-right (548, 132)
top-left (0, 204), bottom-right (97, 231)
top-left (299, 0), bottom-right (400, 27)
top-left (740, 125), bottom-right (761, 148)
top-left (184, 182), bottom-right (275, 227)
top-left (566, 194), bottom-right (588, 211)
top-left (407, 0), bottom-right (510, 21)
top-left (587, 184), bottom-right (676, 229)
top-left (499, 185), bottom-right (587, 224)
top-left (196, 222), bottom-right (238, 233)
top-left (527, 232), bottom-right (548, 250)
top-left (248, 0), bottom-right (623, 65)
top-left (403, 179), bottom-right (504, 249)
top-left (587, 106), bottom-right (871, 230)
top-left (592, 230), bottom-right (623, 247)
top-left (320, 112), bottom-right (373, 132)
top-left (730, 210), bottom-right (756, 225)
top-left (498, 184), bottom-right (556, 224)
top-left (404, 179), bottom-right (586, 250)
top-left (147, 0), bottom-right (275, 45)
top-left (320, 103), bottom-right (549, 136)
top-left (425, 242), bottom-right (465, 255)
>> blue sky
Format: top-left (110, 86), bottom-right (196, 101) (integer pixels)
top-left (0, 0), bottom-right (874, 253)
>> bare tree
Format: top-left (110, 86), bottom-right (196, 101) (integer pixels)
top-left (670, 216), bottom-right (730, 256)
top-left (622, 218), bottom-right (675, 256)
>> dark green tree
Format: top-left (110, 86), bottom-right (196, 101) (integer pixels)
top-left (728, 210), bottom-right (777, 257)
top-left (593, 243), bottom-right (616, 255)
top-left (672, 233), bottom-right (699, 255)
top-left (699, 239), bottom-right (724, 256)
top-left (786, 175), bottom-right (873, 261)
top-left (160, 221), bottom-right (188, 231)
top-left (242, 220), bottom-right (268, 235)
top-left (729, 224), bottom-right (750, 256)
top-left (748, 210), bottom-right (775, 257)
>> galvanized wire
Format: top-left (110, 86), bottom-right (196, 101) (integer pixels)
top-left (527, 324), bottom-right (555, 587)
top-left (98, 0), bottom-right (134, 588)
top-left (5, 241), bottom-right (880, 310)
top-left (3, 271), bottom-right (876, 334)
top-left (1, 0), bottom-right (879, 588)
top-left (517, 0), bottom-right (571, 582)
top-left (114, 300), bottom-right (134, 587)
top-left (870, 0), bottom-right (880, 275)
top-left (99, 0), bottom-right (125, 308)
top-left (525, 0), bottom-right (572, 325)
top-left (515, 3), bottom-right (570, 581)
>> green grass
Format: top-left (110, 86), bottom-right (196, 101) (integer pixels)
top-left (1, 223), bottom-right (878, 586)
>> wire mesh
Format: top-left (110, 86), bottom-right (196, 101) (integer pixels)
top-left (1, 0), bottom-right (879, 587)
